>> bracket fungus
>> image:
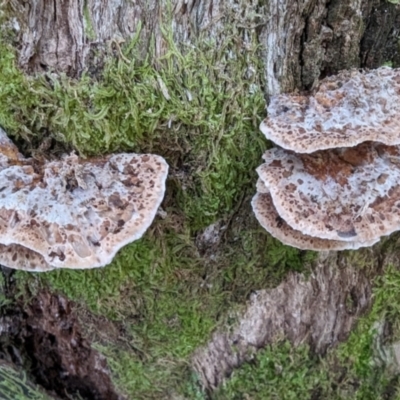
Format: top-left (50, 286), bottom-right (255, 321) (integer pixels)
top-left (252, 186), bottom-right (379, 251)
top-left (253, 67), bottom-right (400, 251)
top-left (0, 128), bottom-right (168, 271)
top-left (260, 68), bottom-right (400, 153)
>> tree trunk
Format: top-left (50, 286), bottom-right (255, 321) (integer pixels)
top-left (5, 0), bottom-right (400, 93)
top-left (1, 0), bottom-right (400, 397)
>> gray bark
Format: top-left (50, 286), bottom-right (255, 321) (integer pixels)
top-left (192, 246), bottom-right (381, 389)
top-left (5, 0), bottom-right (400, 94)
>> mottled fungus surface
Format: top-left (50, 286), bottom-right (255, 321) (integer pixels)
top-left (0, 127), bottom-right (24, 164)
top-left (260, 68), bottom-right (400, 153)
top-left (0, 243), bottom-right (52, 271)
top-left (254, 67), bottom-right (400, 250)
top-left (255, 142), bottom-right (400, 244)
top-left (0, 128), bottom-right (168, 270)
top-left (252, 187), bottom-right (379, 251)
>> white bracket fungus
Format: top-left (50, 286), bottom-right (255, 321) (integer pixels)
top-left (253, 67), bottom-right (400, 251)
top-left (255, 143), bottom-right (400, 246)
top-left (252, 186), bottom-right (379, 251)
top-left (260, 68), bottom-right (400, 153)
top-left (0, 128), bottom-right (168, 270)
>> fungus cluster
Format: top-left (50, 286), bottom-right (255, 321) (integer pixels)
top-left (252, 67), bottom-right (400, 251)
top-left (0, 128), bottom-right (168, 271)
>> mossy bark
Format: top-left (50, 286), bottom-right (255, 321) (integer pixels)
top-left (192, 239), bottom-right (400, 389)
top-left (1, 0), bottom-right (400, 397)
top-left (6, 0), bottom-right (400, 93)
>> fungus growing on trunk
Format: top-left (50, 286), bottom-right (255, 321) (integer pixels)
top-left (253, 142), bottom-right (400, 248)
top-left (260, 68), bottom-right (400, 153)
top-left (0, 243), bottom-right (52, 271)
top-left (252, 186), bottom-right (379, 251)
top-left (253, 67), bottom-right (400, 250)
top-left (0, 128), bottom-right (168, 270)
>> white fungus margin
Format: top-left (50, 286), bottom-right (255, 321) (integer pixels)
top-left (0, 128), bottom-right (168, 270)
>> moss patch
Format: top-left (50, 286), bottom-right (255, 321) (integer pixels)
top-left (15, 219), bottom-right (314, 397)
top-left (0, 361), bottom-right (53, 400)
top-left (0, 16), bottom-right (316, 400)
top-left (214, 265), bottom-right (400, 400)
top-left (2, 6), bottom-right (400, 400)
top-left (213, 341), bottom-right (398, 400)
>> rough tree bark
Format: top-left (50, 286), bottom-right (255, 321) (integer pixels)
top-left (2, 0), bottom-right (400, 394)
top-left (5, 0), bottom-right (400, 92)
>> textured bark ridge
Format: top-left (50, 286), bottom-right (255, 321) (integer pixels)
top-left (262, 0), bottom-right (400, 95)
top-left (5, 0), bottom-right (400, 91)
top-left (191, 248), bottom-right (386, 390)
top-left (6, 0), bottom-right (160, 76)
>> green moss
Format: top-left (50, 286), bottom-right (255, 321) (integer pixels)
top-left (16, 224), bottom-right (312, 397)
top-left (213, 340), bottom-right (397, 400)
top-left (83, 1), bottom-right (96, 41)
top-left (3, 5), bottom-right (397, 400)
top-left (215, 265), bottom-right (400, 400)
top-left (0, 29), bottom-right (267, 229)
top-left (0, 17), bottom-right (317, 399)
top-left (0, 362), bottom-right (53, 400)
top-left (214, 343), bottom-right (330, 400)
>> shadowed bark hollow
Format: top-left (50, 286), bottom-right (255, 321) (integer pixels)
top-left (0, 288), bottom-right (124, 400)
top-left (5, 0), bottom-right (400, 94)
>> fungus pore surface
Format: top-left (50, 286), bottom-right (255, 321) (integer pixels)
top-left (260, 67), bottom-right (400, 153)
top-left (257, 142), bottom-right (400, 243)
top-left (0, 243), bottom-right (52, 271)
top-left (0, 128), bottom-right (168, 270)
top-left (252, 184), bottom-right (379, 251)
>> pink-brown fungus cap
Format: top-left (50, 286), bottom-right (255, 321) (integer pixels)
top-left (260, 68), bottom-right (400, 153)
top-left (0, 243), bottom-right (52, 271)
top-left (256, 142), bottom-right (400, 243)
top-left (0, 130), bottom-right (168, 270)
top-left (252, 182), bottom-right (379, 251)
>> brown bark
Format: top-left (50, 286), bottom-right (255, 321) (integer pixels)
top-left (4, 0), bottom-right (400, 94)
top-left (2, 0), bottom-right (400, 394)
top-left (192, 248), bottom-right (379, 389)
top-left (262, 0), bottom-right (400, 95)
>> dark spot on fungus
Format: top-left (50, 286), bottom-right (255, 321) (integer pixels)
top-left (337, 228), bottom-right (357, 238)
